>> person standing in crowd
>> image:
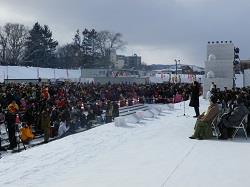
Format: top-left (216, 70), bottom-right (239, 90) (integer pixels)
top-left (80, 109), bottom-right (87, 128)
top-left (6, 100), bottom-right (19, 149)
top-left (87, 108), bottom-right (96, 129)
top-left (0, 109), bottom-right (6, 151)
top-left (210, 82), bottom-right (216, 92)
top-left (58, 119), bottom-right (69, 138)
top-left (41, 106), bottom-right (51, 143)
top-left (105, 101), bottom-right (113, 123)
top-left (20, 124), bottom-right (34, 144)
top-left (189, 95), bottom-right (219, 140)
top-left (189, 81), bottom-right (200, 118)
top-left (112, 101), bottom-right (119, 119)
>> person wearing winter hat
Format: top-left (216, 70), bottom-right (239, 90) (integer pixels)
top-left (6, 100), bottom-right (19, 149)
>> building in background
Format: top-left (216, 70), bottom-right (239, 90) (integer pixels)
top-left (125, 54), bottom-right (141, 69)
top-left (115, 55), bottom-right (126, 69)
top-left (110, 48), bottom-right (117, 65)
top-left (108, 50), bottom-right (142, 70)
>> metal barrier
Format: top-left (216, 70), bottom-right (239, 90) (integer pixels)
top-left (119, 104), bottom-right (149, 117)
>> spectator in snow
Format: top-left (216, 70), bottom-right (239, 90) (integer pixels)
top-left (189, 81), bottom-right (200, 118)
top-left (105, 101), bottom-right (113, 123)
top-left (218, 96), bottom-right (249, 140)
top-left (112, 101), bottom-right (119, 119)
top-left (40, 106), bottom-right (51, 143)
top-left (173, 91), bottom-right (183, 103)
top-left (210, 82), bottom-right (216, 92)
top-left (0, 109), bottom-right (6, 151)
top-left (79, 110), bottom-right (87, 128)
top-left (189, 95), bottom-right (219, 140)
top-left (206, 90), bottom-right (212, 100)
top-left (20, 124), bottom-right (34, 143)
top-left (87, 109), bottom-right (96, 129)
top-left (6, 100), bottom-right (19, 150)
top-left (58, 120), bottom-right (69, 138)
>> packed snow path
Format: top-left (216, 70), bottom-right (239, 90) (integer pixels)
top-left (0, 99), bottom-right (250, 187)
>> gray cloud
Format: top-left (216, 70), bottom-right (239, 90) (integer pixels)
top-left (1, 0), bottom-right (250, 66)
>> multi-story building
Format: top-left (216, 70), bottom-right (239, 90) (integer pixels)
top-left (116, 54), bottom-right (142, 69)
top-left (115, 55), bottom-right (126, 69)
top-left (125, 54), bottom-right (142, 68)
top-left (110, 48), bottom-right (117, 64)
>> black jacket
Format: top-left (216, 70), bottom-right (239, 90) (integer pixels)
top-left (189, 84), bottom-right (200, 107)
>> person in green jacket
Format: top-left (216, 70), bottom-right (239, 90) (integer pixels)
top-left (41, 107), bottom-right (51, 143)
top-left (189, 95), bottom-right (219, 140)
top-left (105, 101), bottom-right (113, 123)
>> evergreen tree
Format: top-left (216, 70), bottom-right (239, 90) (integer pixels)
top-left (42, 25), bottom-right (58, 67)
top-left (81, 29), bottom-right (99, 67)
top-left (72, 29), bottom-right (83, 66)
top-left (57, 44), bottom-right (80, 68)
top-left (24, 22), bottom-right (58, 67)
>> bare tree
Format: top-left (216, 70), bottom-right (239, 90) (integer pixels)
top-left (0, 23), bottom-right (28, 65)
top-left (96, 31), bottom-right (126, 57)
top-left (0, 26), bottom-right (9, 65)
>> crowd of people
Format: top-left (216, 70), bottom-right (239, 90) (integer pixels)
top-left (0, 81), bottom-right (194, 151)
top-left (190, 84), bottom-right (250, 140)
top-left (1, 79), bottom-right (249, 152)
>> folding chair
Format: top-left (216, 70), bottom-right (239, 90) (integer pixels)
top-left (231, 114), bottom-right (248, 140)
top-left (211, 115), bottom-right (220, 138)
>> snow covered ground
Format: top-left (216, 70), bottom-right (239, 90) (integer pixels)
top-left (1, 99), bottom-right (250, 187)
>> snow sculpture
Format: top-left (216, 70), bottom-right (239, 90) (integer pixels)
top-left (208, 54), bottom-right (216, 61)
top-left (207, 71), bottom-right (215, 78)
top-left (114, 117), bottom-right (127, 127)
top-left (203, 42), bottom-right (234, 98)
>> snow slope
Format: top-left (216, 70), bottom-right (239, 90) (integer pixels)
top-left (0, 99), bottom-right (250, 187)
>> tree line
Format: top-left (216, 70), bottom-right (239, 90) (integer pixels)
top-left (0, 22), bottom-right (126, 69)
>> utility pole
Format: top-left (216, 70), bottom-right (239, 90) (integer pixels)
top-left (174, 59), bottom-right (180, 83)
top-left (233, 47), bottom-right (240, 89)
top-left (174, 59), bottom-right (180, 75)
top-left (6, 66), bottom-right (8, 80)
top-left (175, 59), bottom-right (177, 77)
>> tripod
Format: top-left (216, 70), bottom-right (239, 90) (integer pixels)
top-left (15, 123), bottom-right (26, 152)
top-left (177, 100), bottom-right (190, 117)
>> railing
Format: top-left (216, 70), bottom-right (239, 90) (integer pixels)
top-left (119, 104), bottom-right (149, 116)
top-left (0, 101), bottom-right (158, 154)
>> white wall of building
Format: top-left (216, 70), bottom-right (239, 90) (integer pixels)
top-left (114, 59), bottom-right (125, 69)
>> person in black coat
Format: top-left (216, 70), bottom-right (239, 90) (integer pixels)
top-left (189, 81), bottom-right (200, 117)
top-left (0, 109), bottom-right (6, 151)
top-left (112, 101), bottom-right (119, 119)
top-left (6, 100), bottom-right (20, 149)
top-left (87, 109), bottom-right (96, 129)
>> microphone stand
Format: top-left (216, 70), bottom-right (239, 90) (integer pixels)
top-left (177, 99), bottom-right (190, 117)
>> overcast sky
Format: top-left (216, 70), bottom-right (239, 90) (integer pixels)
top-left (0, 0), bottom-right (250, 67)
